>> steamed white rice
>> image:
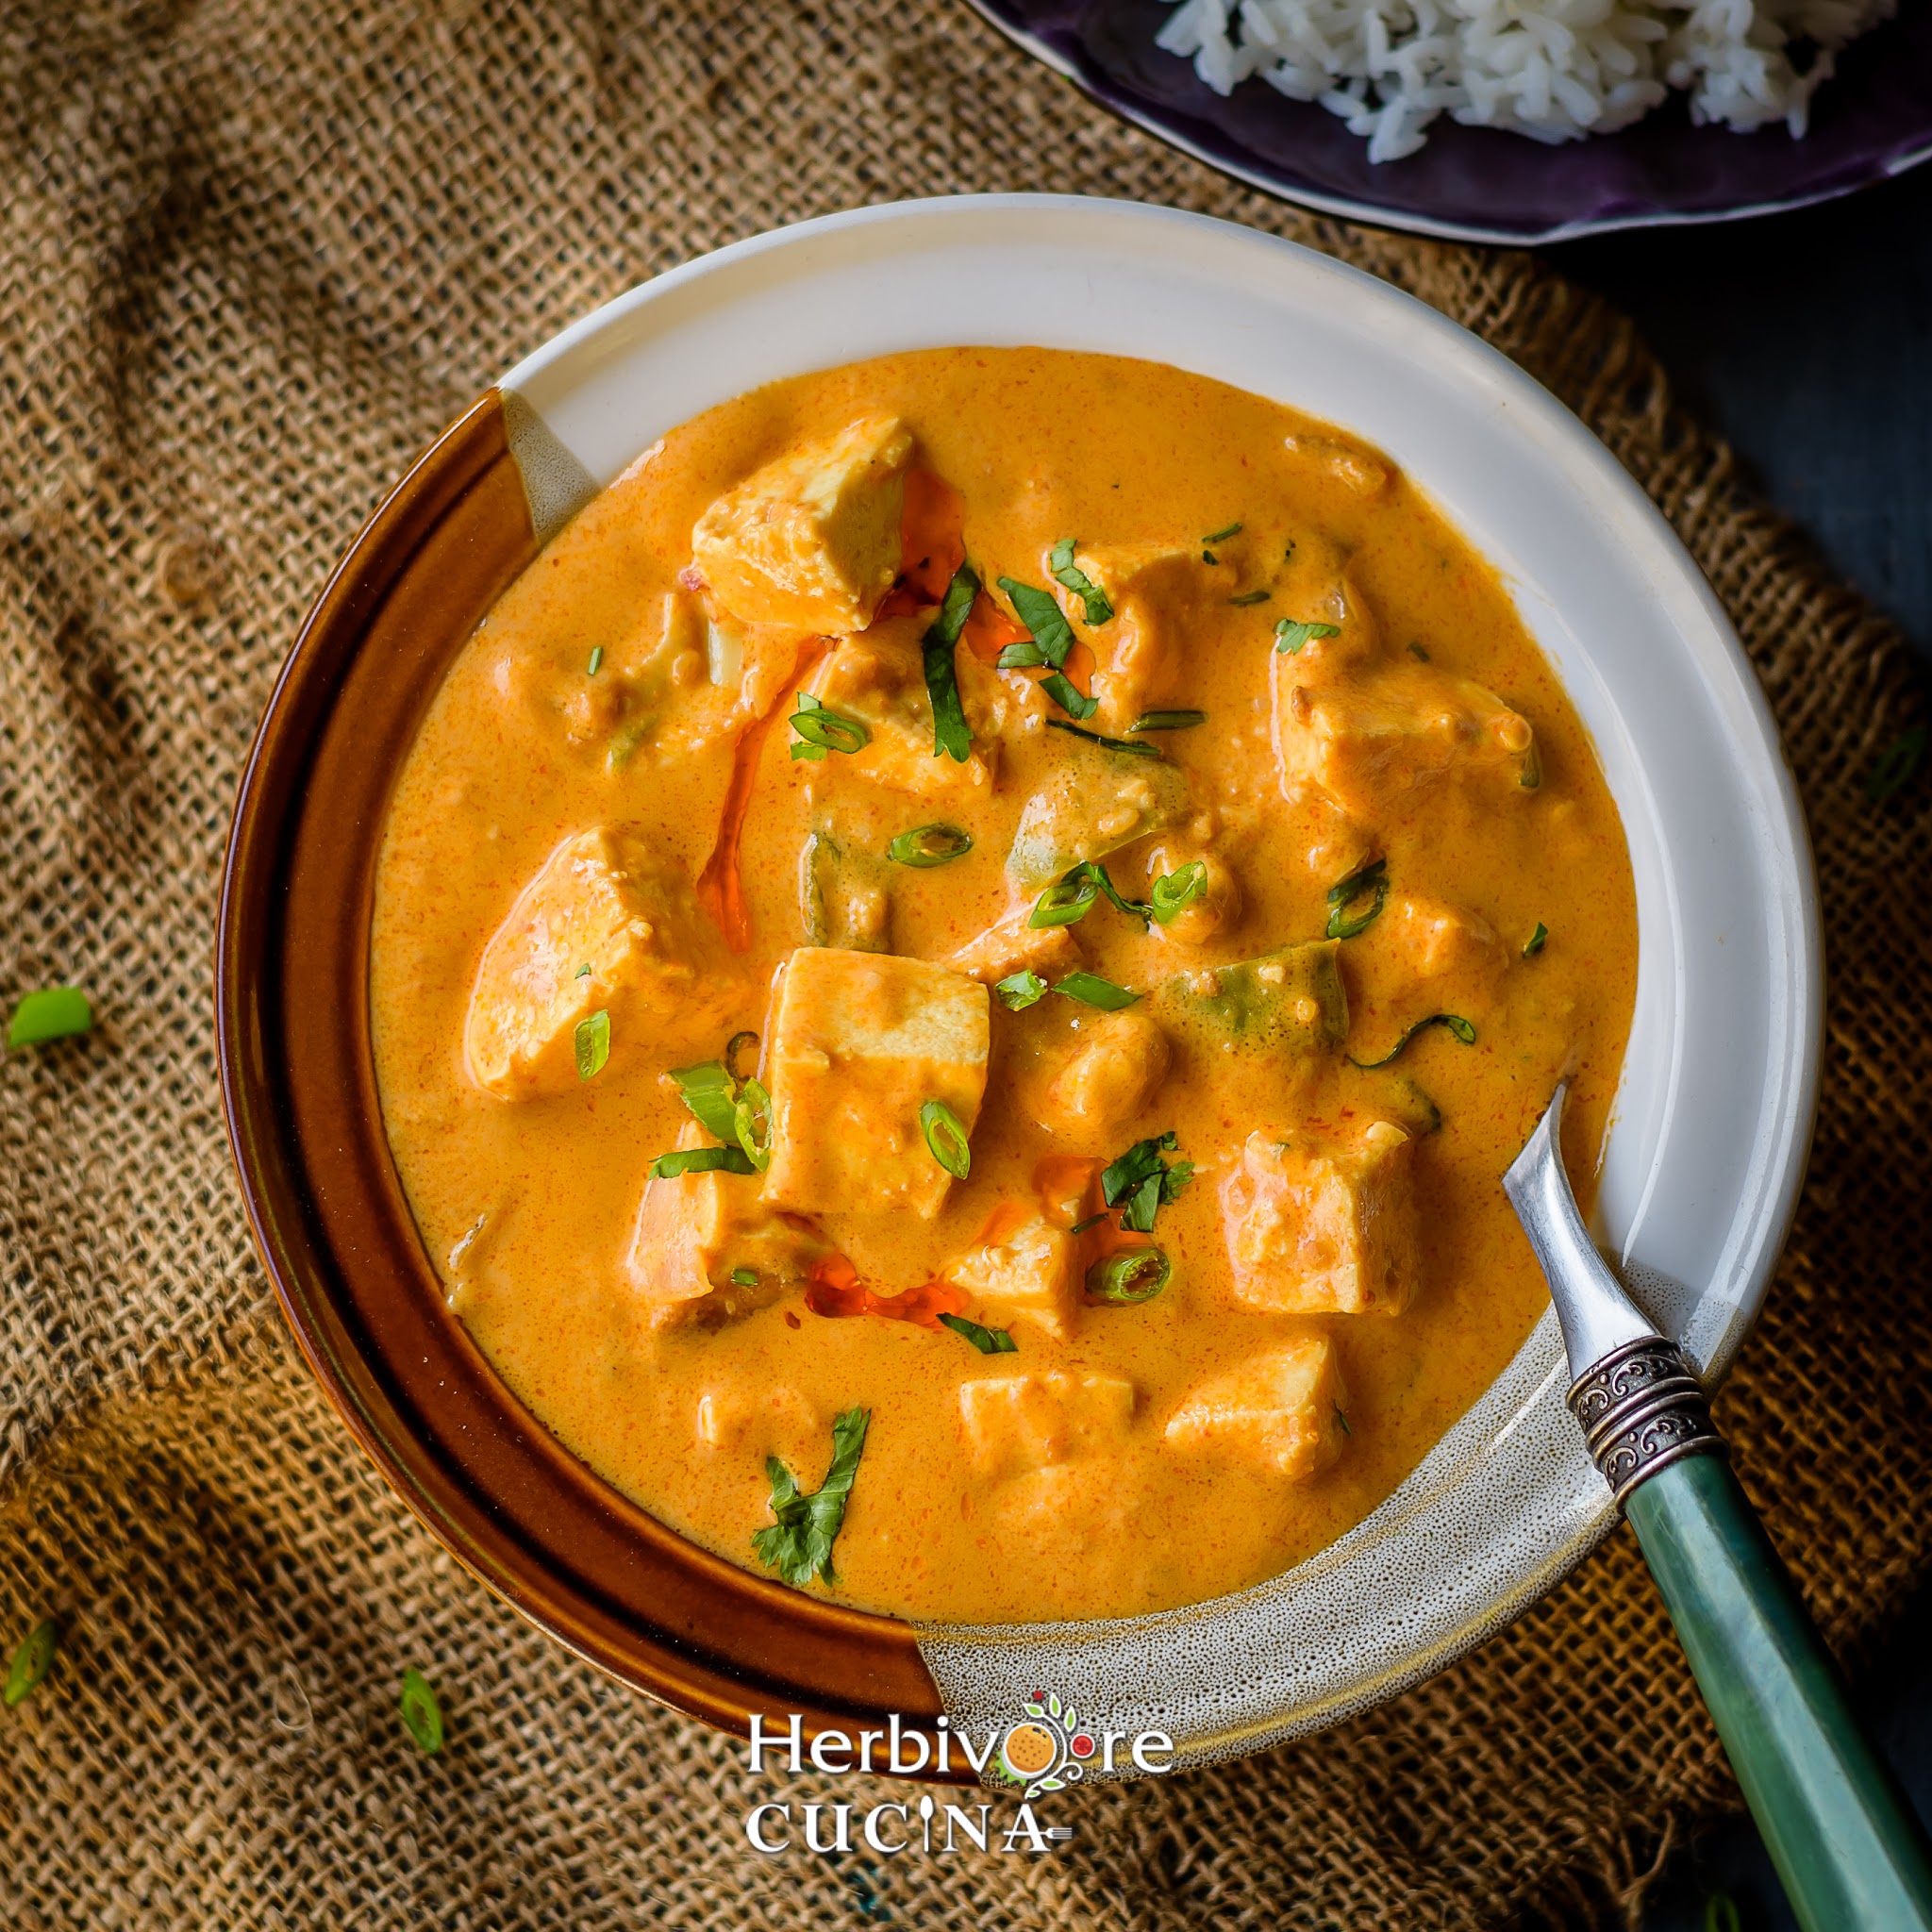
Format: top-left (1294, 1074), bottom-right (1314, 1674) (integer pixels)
top-left (1154, 0), bottom-right (1897, 161)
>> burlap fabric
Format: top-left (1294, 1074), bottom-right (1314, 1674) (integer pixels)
top-left (2, 3), bottom-right (1926, 1925)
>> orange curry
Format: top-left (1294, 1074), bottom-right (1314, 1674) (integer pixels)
top-left (370, 348), bottom-right (1637, 1624)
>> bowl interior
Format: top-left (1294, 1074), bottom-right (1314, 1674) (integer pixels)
top-left (225, 195), bottom-right (1820, 1768)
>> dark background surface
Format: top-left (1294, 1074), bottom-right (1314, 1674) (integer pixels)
top-left (1551, 157), bottom-right (1932, 1932)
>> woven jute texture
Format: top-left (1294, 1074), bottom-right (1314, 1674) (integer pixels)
top-left (2, 2), bottom-right (1927, 1925)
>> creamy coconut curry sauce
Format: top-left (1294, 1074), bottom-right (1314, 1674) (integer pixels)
top-left (372, 348), bottom-right (1637, 1624)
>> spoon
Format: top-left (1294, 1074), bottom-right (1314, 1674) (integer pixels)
top-left (1504, 1083), bottom-right (1932, 1932)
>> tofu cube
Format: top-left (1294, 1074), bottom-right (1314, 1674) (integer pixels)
top-left (1070, 544), bottom-right (1203, 737)
top-left (625, 1125), bottom-right (825, 1327)
top-left (1164, 1338), bottom-right (1348, 1480)
top-left (691, 414), bottom-right (914, 633)
top-left (946, 908), bottom-right (1082, 988)
top-left (761, 948), bottom-right (990, 1218)
top-left (805, 618), bottom-right (994, 802)
top-left (958, 1370), bottom-right (1137, 1482)
top-left (1273, 659), bottom-right (1537, 820)
top-left (947, 1211), bottom-right (1079, 1338)
top-left (1221, 1122), bottom-right (1420, 1315)
top-left (1039, 1009), bottom-right (1171, 1141)
top-left (464, 825), bottom-right (734, 1100)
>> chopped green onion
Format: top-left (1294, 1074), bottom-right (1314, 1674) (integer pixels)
top-left (733, 1077), bottom-right (774, 1172)
top-left (788, 691), bottom-right (872, 761)
top-left (923, 563), bottom-right (977, 763)
top-left (1524, 922), bottom-right (1549, 958)
top-left (1043, 719), bottom-right (1163, 758)
top-left (889, 823), bottom-right (973, 868)
top-left (587, 645), bottom-right (604, 675)
top-left (7, 988), bottom-right (92, 1050)
top-left (1086, 1247), bottom-right (1171, 1306)
top-left (994, 969), bottom-right (1049, 1011)
top-left (1334, 1404), bottom-right (1352, 1437)
top-left (1061, 858), bottom-right (1151, 928)
top-left (1325, 858), bottom-right (1389, 941)
top-left (1407, 641), bottom-right (1430, 661)
top-left (1349, 1012), bottom-right (1477, 1070)
top-left (724, 1030), bottom-right (758, 1081)
top-left (1149, 860), bottom-right (1208, 925)
top-left (574, 1009), bottom-right (610, 1081)
top-left (730, 1266), bottom-right (760, 1289)
top-left (1202, 522), bottom-right (1242, 544)
top-left (1128, 709), bottom-right (1207, 733)
top-left (996, 576), bottom-right (1076, 669)
top-left (1228, 590), bottom-right (1271, 608)
top-left (1039, 670), bottom-right (1099, 721)
top-left (398, 1667), bottom-right (444, 1755)
top-left (1054, 972), bottom-right (1140, 1011)
top-left (1275, 618), bottom-right (1341, 655)
top-left (939, 1312), bottom-right (1017, 1355)
top-left (1027, 874), bottom-right (1100, 929)
top-left (920, 1097), bottom-right (972, 1179)
top-left (1068, 1211), bottom-right (1109, 1236)
top-left (574, 962), bottom-right (591, 979)
top-left (4, 1620), bottom-right (57, 1708)
top-left (667, 1059), bottom-right (738, 1141)
top-left (1865, 724), bottom-right (1926, 804)
top-left (752, 1407), bottom-right (870, 1588)
top-left (1048, 540), bottom-right (1112, 626)
top-left (650, 1144), bottom-right (757, 1178)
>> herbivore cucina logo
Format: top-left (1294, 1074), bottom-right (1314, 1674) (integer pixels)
top-left (742, 1694), bottom-right (1174, 1856)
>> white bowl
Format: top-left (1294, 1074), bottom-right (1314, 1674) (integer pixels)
top-left (494, 193), bottom-right (1820, 1764)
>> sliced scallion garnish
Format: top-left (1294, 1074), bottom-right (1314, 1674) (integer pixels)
top-left (398, 1667), bottom-right (444, 1755)
top-left (650, 1144), bottom-right (757, 1179)
top-left (923, 563), bottom-right (977, 763)
top-left (920, 1098), bottom-right (972, 1179)
top-left (1524, 922), bottom-right (1549, 958)
top-left (994, 969), bottom-right (1049, 1010)
top-left (1349, 1012), bottom-right (1477, 1070)
top-left (669, 1060), bottom-right (739, 1141)
top-left (1149, 860), bottom-right (1208, 925)
top-left (729, 1266), bottom-right (759, 1289)
top-left (4, 1620), bottom-right (57, 1708)
top-left (1325, 858), bottom-right (1389, 941)
top-left (1048, 540), bottom-right (1112, 626)
top-left (587, 645), bottom-right (604, 675)
top-left (6, 987), bottom-right (92, 1050)
top-left (1228, 590), bottom-right (1271, 608)
top-left (724, 1030), bottom-right (758, 1081)
top-left (1085, 1247), bottom-right (1170, 1306)
top-left (788, 691), bottom-right (871, 762)
top-left (1202, 522), bottom-right (1242, 544)
top-left (1128, 709), bottom-right (1207, 733)
top-left (939, 1311), bottom-right (1017, 1355)
top-left (1054, 971), bottom-right (1140, 1011)
top-left (1026, 874), bottom-right (1100, 930)
top-left (733, 1077), bottom-right (774, 1172)
top-left (889, 823), bottom-right (973, 868)
top-left (1274, 617), bottom-right (1341, 656)
top-left (574, 1009), bottom-right (610, 1081)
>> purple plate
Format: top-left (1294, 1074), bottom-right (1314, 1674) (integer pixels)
top-left (966, 0), bottom-right (1932, 243)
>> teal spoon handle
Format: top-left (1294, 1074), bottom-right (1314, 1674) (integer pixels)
top-left (1625, 1454), bottom-right (1932, 1932)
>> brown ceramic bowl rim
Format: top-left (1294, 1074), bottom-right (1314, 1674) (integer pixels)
top-left (215, 389), bottom-right (958, 1768)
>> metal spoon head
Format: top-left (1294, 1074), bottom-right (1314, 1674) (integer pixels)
top-left (1504, 1080), bottom-right (1657, 1383)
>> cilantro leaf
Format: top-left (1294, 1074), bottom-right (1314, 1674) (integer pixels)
top-left (996, 577), bottom-right (1075, 669)
top-left (751, 1407), bottom-right (871, 1589)
top-left (922, 564), bottom-right (977, 763)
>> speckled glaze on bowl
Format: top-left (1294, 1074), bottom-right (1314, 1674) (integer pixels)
top-left (966, 0), bottom-right (1932, 245)
top-left (217, 196), bottom-right (1821, 1776)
